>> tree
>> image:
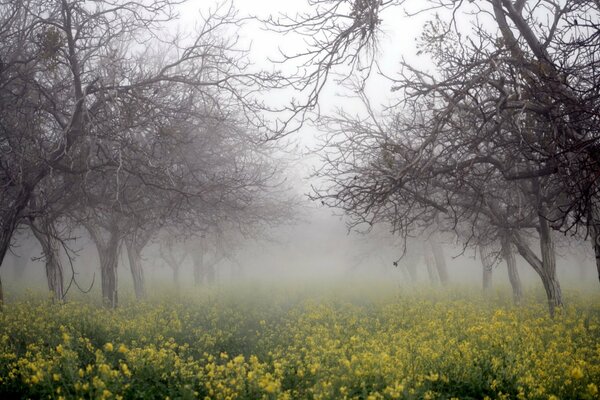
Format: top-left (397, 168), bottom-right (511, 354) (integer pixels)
top-left (310, 90), bottom-right (564, 312)
top-left (0, 0), bottom-right (280, 304)
top-left (269, 0), bottom-right (600, 282)
top-left (268, 0), bottom-right (599, 314)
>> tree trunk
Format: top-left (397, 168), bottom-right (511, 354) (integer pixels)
top-left (87, 223), bottom-right (121, 309)
top-left (0, 190), bottom-right (32, 304)
top-left (501, 234), bottom-right (522, 305)
top-left (423, 242), bottom-right (437, 285)
top-left (538, 214), bottom-right (563, 314)
top-left (511, 231), bottom-right (562, 316)
top-left (173, 264), bottom-right (180, 286)
top-left (430, 239), bottom-right (448, 285)
top-left (98, 238), bottom-right (119, 308)
top-left (192, 251), bottom-right (204, 286)
top-left (479, 245), bottom-right (493, 293)
top-left (588, 206), bottom-right (600, 284)
top-left (125, 240), bottom-right (145, 300)
top-left (31, 221), bottom-right (64, 301)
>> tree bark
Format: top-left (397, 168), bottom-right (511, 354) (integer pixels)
top-left (538, 213), bottom-right (563, 314)
top-left (588, 206), bottom-right (600, 284)
top-left (30, 219), bottom-right (64, 301)
top-left (125, 240), bottom-right (145, 300)
top-left (98, 237), bottom-right (119, 308)
top-left (501, 234), bottom-right (522, 305)
top-left (0, 189), bottom-right (34, 304)
top-left (87, 222), bottom-right (121, 308)
top-left (511, 230), bottom-right (562, 316)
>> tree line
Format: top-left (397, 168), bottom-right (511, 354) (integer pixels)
top-left (266, 0), bottom-right (599, 315)
top-left (0, 0), bottom-right (294, 307)
top-left (1, 0), bottom-right (598, 316)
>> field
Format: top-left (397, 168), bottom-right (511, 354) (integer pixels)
top-left (0, 284), bottom-right (599, 400)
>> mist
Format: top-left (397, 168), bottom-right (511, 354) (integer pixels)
top-left (1, 0), bottom-right (599, 399)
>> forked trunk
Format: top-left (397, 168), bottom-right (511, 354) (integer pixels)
top-left (30, 219), bottom-right (65, 301)
top-left (501, 234), bottom-right (522, 305)
top-left (511, 231), bottom-right (562, 317)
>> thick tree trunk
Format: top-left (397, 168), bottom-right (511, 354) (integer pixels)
top-left (501, 234), bottom-right (522, 305)
top-left (87, 222), bottom-right (121, 309)
top-left (31, 221), bottom-right (64, 301)
top-left (511, 231), bottom-right (562, 316)
top-left (0, 192), bottom-right (32, 304)
top-left (125, 241), bottom-right (145, 300)
top-left (98, 238), bottom-right (119, 308)
top-left (482, 265), bottom-right (493, 293)
top-left (538, 215), bottom-right (562, 314)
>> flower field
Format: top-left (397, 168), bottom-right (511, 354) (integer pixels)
top-left (0, 285), bottom-right (598, 400)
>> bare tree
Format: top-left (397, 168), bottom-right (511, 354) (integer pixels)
top-left (0, 0), bottom-right (280, 303)
top-left (270, 0), bottom-right (600, 280)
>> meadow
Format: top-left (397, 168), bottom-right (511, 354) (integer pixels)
top-left (0, 284), bottom-right (598, 400)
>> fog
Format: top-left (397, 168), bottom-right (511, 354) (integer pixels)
top-left (2, 201), bottom-right (596, 299)
top-left (0, 0), bottom-right (598, 309)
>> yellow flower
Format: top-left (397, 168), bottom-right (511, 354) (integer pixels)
top-left (53, 373), bottom-right (61, 381)
top-left (104, 342), bottom-right (114, 352)
top-left (570, 366), bottom-right (584, 379)
top-left (118, 344), bottom-right (128, 353)
top-left (587, 383), bottom-right (598, 397)
top-left (121, 363), bottom-right (131, 377)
